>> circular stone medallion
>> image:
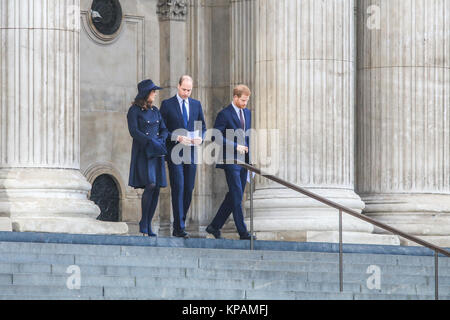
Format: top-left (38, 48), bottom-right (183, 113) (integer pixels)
top-left (88, 0), bottom-right (123, 42)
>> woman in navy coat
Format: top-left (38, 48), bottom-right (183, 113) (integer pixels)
top-left (127, 79), bottom-right (168, 236)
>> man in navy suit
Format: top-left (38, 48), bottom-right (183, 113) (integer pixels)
top-left (160, 75), bottom-right (206, 238)
top-left (205, 84), bottom-right (255, 240)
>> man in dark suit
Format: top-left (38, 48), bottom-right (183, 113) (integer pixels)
top-left (160, 75), bottom-right (206, 238)
top-left (205, 84), bottom-right (255, 240)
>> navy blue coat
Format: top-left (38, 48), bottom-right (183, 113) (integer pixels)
top-left (160, 95), bottom-right (206, 164)
top-left (213, 104), bottom-right (251, 170)
top-left (127, 104), bottom-right (169, 189)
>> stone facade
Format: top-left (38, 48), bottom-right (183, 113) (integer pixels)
top-left (0, 0), bottom-right (127, 234)
top-left (1, 0), bottom-right (449, 245)
top-left (357, 0), bottom-right (450, 246)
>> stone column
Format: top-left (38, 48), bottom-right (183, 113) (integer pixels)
top-left (0, 0), bottom-right (127, 234)
top-left (184, 0), bottom-right (213, 237)
top-left (357, 0), bottom-right (450, 246)
top-left (230, 0), bottom-right (256, 91)
top-left (249, 0), bottom-right (398, 244)
top-left (157, 0), bottom-right (188, 99)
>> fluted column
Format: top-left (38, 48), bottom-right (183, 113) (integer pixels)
top-left (184, 0), bottom-right (214, 237)
top-left (247, 0), bottom-right (398, 244)
top-left (230, 0), bottom-right (256, 90)
top-left (357, 0), bottom-right (450, 246)
top-left (157, 0), bottom-right (188, 99)
top-left (0, 0), bottom-right (127, 234)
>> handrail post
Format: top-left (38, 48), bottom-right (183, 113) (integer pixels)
top-left (435, 250), bottom-right (439, 300)
top-left (250, 171), bottom-right (254, 251)
top-left (339, 209), bottom-right (343, 292)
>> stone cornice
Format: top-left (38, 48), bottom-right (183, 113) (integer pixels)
top-left (157, 0), bottom-right (188, 21)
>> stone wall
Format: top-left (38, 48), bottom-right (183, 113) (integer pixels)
top-left (9, 0), bottom-right (445, 245)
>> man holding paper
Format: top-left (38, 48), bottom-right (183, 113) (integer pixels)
top-left (205, 84), bottom-right (255, 241)
top-left (160, 75), bottom-right (206, 238)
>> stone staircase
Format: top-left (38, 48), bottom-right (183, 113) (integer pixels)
top-left (0, 232), bottom-right (449, 300)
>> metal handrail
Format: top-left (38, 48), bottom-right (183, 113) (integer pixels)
top-left (236, 160), bottom-right (450, 299)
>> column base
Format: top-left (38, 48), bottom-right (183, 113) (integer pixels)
top-left (306, 231), bottom-right (400, 245)
top-left (238, 187), bottom-right (379, 243)
top-left (0, 218), bottom-right (12, 231)
top-left (363, 194), bottom-right (450, 239)
top-left (219, 228), bottom-right (400, 245)
top-left (12, 217), bottom-right (128, 235)
top-left (399, 236), bottom-right (450, 248)
top-left (0, 168), bottom-right (128, 235)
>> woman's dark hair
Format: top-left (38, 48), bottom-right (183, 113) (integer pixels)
top-left (132, 90), bottom-right (153, 109)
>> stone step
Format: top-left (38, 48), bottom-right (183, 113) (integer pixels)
top-left (0, 295), bottom-right (89, 300)
top-left (250, 279), bottom-right (450, 296)
top-left (0, 263), bottom-right (52, 274)
top-left (196, 257), bottom-right (450, 274)
top-left (0, 237), bottom-right (448, 300)
top-left (1, 253), bottom-right (447, 278)
top-left (0, 274), bottom-right (12, 285)
top-left (0, 242), bottom-right (122, 257)
top-left (185, 267), bottom-right (449, 290)
top-left (245, 290), bottom-right (354, 300)
top-left (0, 291), bottom-right (447, 301)
top-left (102, 287), bottom-right (247, 300)
top-left (246, 290), bottom-right (447, 300)
top-left (306, 271), bottom-right (449, 286)
top-left (1, 258), bottom-right (448, 281)
top-left (2, 268), bottom-right (448, 296)
top-left (0, 252), bottom-right (199, 269)
top-left (0, 285), bottom-right (104, 298)
top-left (1, 241), bottom-right (448, 267)
top-left (10, 273), bottom-right (136, 288)
top-left (74, 254), bottom-right (200, 269)
top-left (0, 253), bottom-right (75, 265)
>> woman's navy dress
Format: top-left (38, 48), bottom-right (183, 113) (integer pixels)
top-left (127, 104), bottom-right (168, 189)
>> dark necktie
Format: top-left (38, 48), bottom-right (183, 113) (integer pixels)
top-left (239, 109), bottom-right (245, 130)
top-left (182, 99), bottom-right (188, 128)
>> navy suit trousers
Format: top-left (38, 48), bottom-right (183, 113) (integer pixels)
top-left (168, 161), bottom-right (197, 232)
top-left (211, 166), bottom-right (248, 235)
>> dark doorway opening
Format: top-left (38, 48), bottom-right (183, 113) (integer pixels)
top-left (90, 174), bottom-right (120, 222)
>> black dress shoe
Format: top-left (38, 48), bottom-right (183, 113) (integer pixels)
top-left (172, 230), bottom-right (190, 239)
top-left (239, 233), bottom-right (256, 240)
top-left (205, 225), bottom-right (222, 239)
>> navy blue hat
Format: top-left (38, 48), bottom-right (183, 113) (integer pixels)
top-left (135, 79), bottom-right (162, 100)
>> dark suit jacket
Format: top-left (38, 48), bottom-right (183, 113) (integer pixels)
top-left (213, 104), bottom-right (251, 169)
top-left (160, 95), bottom-right (207, 164)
